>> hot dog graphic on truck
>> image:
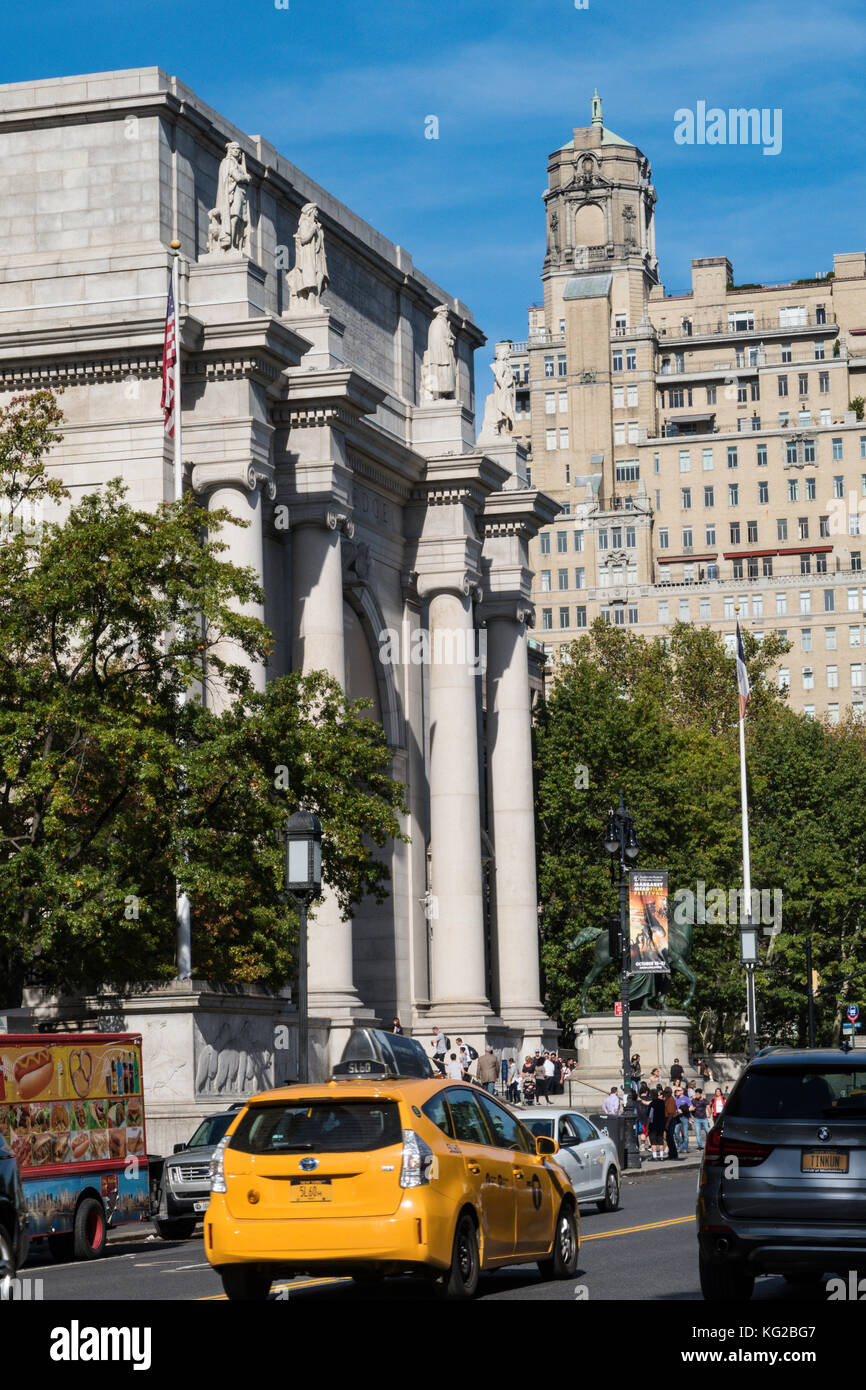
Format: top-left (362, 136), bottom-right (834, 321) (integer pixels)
top-left (0, 1033), bottom-right (149, 1257)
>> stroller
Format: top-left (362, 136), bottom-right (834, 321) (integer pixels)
top-left (522, 1074), bottom-right (536, 1106)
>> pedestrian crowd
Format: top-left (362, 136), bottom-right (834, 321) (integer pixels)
top-left (628, 1053), bottom-right (728, 1161)
top-left (428, 1027), bottom-right (573, 1102)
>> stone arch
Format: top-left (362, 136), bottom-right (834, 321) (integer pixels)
top-left (343, 585), bottom-right (404, 750)
top-left (573, 201), bottom-right (606, 248)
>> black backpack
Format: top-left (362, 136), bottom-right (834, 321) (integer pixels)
top-left (467, 1045), bottom-right (479, 1061)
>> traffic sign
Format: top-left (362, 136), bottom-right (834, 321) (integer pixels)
top-left (614, 1002), bottom-right (623, 1017)
top-left (847, 1004), bottom-right (859, 1021)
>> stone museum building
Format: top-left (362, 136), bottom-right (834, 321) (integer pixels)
top-left (0, 67), bottom-right (557, 1120)
top-left (513, 94), bottom-right (866, 721)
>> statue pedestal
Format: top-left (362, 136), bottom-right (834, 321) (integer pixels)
top-left (410, 400), bottom-right (477, 458)
top-left (188, 255), bottom-right (267, 323)
top-left (572, 1012), bottom-right (692, 1083)
top-left (478, 435), bottom-right (530, 490)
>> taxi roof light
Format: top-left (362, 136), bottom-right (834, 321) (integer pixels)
top-left (332, 1028), bottom-right (435, 1082)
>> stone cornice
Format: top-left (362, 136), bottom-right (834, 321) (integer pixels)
top-left (410, 453), bottom-right (509, 512)
top-left (191, 460), bottom-right (276, 500)
top-left (272, 368), bottom-right (386, 429)
top-left (480, 487), bottom-right (562, 539)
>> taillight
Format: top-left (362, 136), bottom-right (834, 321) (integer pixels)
top-left (209, 1135), bottom-right (229, 1193)
top-left (399, 1130), bottom-right (434, 1188)
top-left (704, 1127), bottom-right (773, 1167)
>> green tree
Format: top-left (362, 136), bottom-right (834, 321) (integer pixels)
top-left (0, 393), bottom-right (404, 1001)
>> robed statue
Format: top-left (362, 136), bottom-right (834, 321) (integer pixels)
top-left (420, 305), bottom-right (457, 402)
top-left (478, 341), bottom-right (515, 442)
top-left (207, 142), bottom-right (251, 254)
top-left (288, 202), bottom-right (329, 308)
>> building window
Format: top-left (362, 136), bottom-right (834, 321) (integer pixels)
top-left (730, 521), bottom-right (741, 544)
top-left (540, 533), bottom-right (550, 555)
top-left (658, 528), bottom-right (669, 549)
top-left (612, 350), bottom-right (623, 373)
top-left (557, 530), bottom-right (568, 552)
top-left (788, 479), bottom-right (799, 502)
top-left (850, 625), bottom-right (861, 647)
top-left (682, 527), bottom-right (693, 548)
top-left (758, 480), bottom-right (769, 504)
top-left (681, 487), bottom-right (692, 509)
top-left (545, 392), bottom-right (556, 415)
top-left (544, 356), bottom-right (554, 378)
top-left (825, 590), bottom-right (835, 612)
top-left (777, 518), bottom-right (788, 541)
top-left (700, 597), bottom-right (711, 619)
top-left (828, 703), bottom-right (840, 725)
top-left (626, 527), bottom-right (636, 548)
top-left (826, 627), bottom-right (837, 651)
top-left (798, 373), bottom-right (809, 396)
top-left (702, 448), bottom-right (714, 471)
top-left (654, 452), bottom-right (660, 474)
top-left (576, 606), bottom-right (587, 628)
top-left (763, 556), bottom-right (773, 577)
top-left (727, 446), bottom-right (738, 469)
top-left (801, 628), bottom-right (812, 651)
top-left (854, 553), bottom-right (863, 572)
top-left (557, 355), bottom-right (567, 377)
top-left (627, 386), bottom-right (638, 410)
top-left (778, 668), bottom-right (790, 690)
top-left (597, 529), bottom-right (609, 551)
top-left (680, 449), bottom-right (691, 472)
top-left (827, 664), bottom-right (839, 687)
top-left (628, 605), bottom-right (639, 625)
top-left (615, 315), bottom-right (627, 335)
top-left (707, 563), bottom-right (719, 579)
top-left (833, 438), bottom-right (844, 461)
top-left (724, 596), bottom-right (735, 619)
top-left (802, 667), bottom-right (814, 690)
top-left (781, 342), bottom-right (792, 363)
top-left (779, 412), bottom-right (790, 429)
top-left (801, 437), bottom-right (814, 464)
top-left (776, 592), bottom-right (787, 615)
top-left (834, 476), bottom-right (845, 499)
top-left (683, 563), bottom-right (695, 583)
top-left (616, 461), bottom-right (640, 483)
top-left (658, 600), bottom-right (669, 622)
top-left (729, 484), bottom-right (739, 506)
top-left (540, 570), bottom-right (551, 592)
top-left (600, 607), bottom-right (611, 623)
top-left (820, 408), bottom-right (831, 427)
top-left (614, 386), bottom-right (625, 408)
top-left (559, 428), bottom-right (569, 449)
top-left (853, 663), bottom-right (864, 686)
top-left (704, 485), bottom-right (715, 507)
top-left (542, 608), bottom-right (552, 630)
top-left (800, 591), bottom-right (811, 614)
top-left (558, 390), bottom-right (568, 413)
top-left (747, 520), bottom-right (759, 543)
top-left (814, 341), bottom-right (825, 361)
top-left (816, 553), bottom-right (827, 573)
top-left (612, 605), bottom-right (626, 625)
top-left (798, 517), bottom-right (809, 540)
top-left (777, 375), bottom-right (788, 397)
top-left (546, 428), bottom-right (557, 450)
top-left (559, 607), bottom-right (570, 629)
top-left (614, 422), bottom-right (625, 444)
top-left (737, 382), bottom-right (748, 404)
top-left (706, 385), bottom-right (717, 405)
top-left (757, 444), bottom-right (767, 467)
top-left (574, 568), bottom-right (585, 589)
top-left (799, 410), bottom-right (811, 428)
top-left (626, 349), bottom-right (637, 371)
top-left (679, 599), bottom-right (690, 620)
top-left (819, 371), bottom-right (830, 394)
top-left (574, 530), bottom-right (584, 552)
top-left (558, 568), bottom-right (568, 590)
top-left (800, 554), bottom-right (812, 575)
top-left (732, 560), bottom-right (744, 579)
top-left (806, 477), bottom-right (816, 501)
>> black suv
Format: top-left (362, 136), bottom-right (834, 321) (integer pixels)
top-left (0, 1131), bottom-right (27, 1283)
top-left (151, 1106), bottom-right (243, 1239)
top-left (697, 1047), bottom-right (866, 1300)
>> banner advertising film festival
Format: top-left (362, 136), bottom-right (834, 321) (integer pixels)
top-left (629, 872), bottom-right (671, 974)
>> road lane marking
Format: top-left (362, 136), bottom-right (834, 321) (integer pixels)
top-left (583, 1215), bottom-right (693, 1241)
top-left (200, 1275), bottom-right (351, 1301)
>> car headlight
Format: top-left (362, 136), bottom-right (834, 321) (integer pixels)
top-left (399, 1129), bottom-right (434, 1188)
top-left (209, 1136), bottom-right (230, 1194)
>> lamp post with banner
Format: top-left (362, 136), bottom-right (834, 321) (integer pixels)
top-left (604, 791), bottom-right (639, 1106)
top-left (285, 811), bottom-right (323, 1084)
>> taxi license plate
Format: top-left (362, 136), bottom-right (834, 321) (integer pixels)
top-left (194, 1200), bottom-right (209, 1213)
top-left (289, 1179), bottom-right (332, 1203)
top-left (801, 1150), bottom-right (849, 1173)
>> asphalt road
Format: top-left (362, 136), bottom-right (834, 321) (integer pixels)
top-left (19, 1164), bottom-right (834, 1304)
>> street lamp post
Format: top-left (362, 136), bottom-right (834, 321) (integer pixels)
top-left (285, 811), bottom-right (322, 1084)
top-left (739, 918), bottom-right (759, 1060)
top-left (604, 791), bottom-right (640, 1154)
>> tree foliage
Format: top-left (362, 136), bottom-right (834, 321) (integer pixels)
top-left (535, 619), bottom-right (866, 1051)
top-left (0, 393), bottom-right (405, 1002)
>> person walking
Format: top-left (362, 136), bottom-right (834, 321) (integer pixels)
top-left (636, 1084), bottom-right (652, 1153)
top-left (669, 1058), bottom-right (685, 1084)
top-left (507, 1058), bottom-right (519, 1104)
top-left (648, 1087), bottom-right (667, 1161)
top-left (521, 1055), bottom-right (536, 1106)
top-left (674, 1084), bottom-right (691, 1153)
top-left (712, 1087), bottom-right (726, 1119)
top-left (692, 1089), bottom-right (710, 1148)
top-left (552, 1053), bottom-right (564, 1096)
top-left (445, 1052), bottom-right (463, 1080)
top-left (630, 1053), bottom-right (642, 1085)
top-left (430, 1027), bottom-right (448, 1076)
top-left (534, 1052), bottom-right (548, 1104)
top-left (698, 1057), bottom-right (712, 1087)
top-left (392, 1017), bottom-right (403, 1034)
top-left (543, 1052), bottom-right (555, 1104)
top-left (601, 1086), bottom-right (621, 1115)
top-left (663, 1086), bottom-right (680, 1160)
top-left (476, 1046), bottom-right (499, 1094)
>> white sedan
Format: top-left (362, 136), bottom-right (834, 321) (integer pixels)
top-left (513, 1109), bottom-right (621, 1212)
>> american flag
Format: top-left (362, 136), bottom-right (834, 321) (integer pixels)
top-left (161, 281), bottom-right (177, 436)
top-left (736, 621), bottom-right (752, 720)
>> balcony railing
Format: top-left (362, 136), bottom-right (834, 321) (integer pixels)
top-left (656, 312), bottom-right (837, 345)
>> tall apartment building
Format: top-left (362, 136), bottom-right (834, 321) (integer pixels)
top-left (512, 94), bottom-right (866, 720)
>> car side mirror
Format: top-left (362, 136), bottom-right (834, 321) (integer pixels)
top-left (536, 1135), bottom-right (558, 1157)
top-left (558, 1135), bottom-right (578, 1148)
top-left (173, 1143), bottom-right (187, 1153)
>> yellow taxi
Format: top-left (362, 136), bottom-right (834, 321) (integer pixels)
top-left (204, 1029), bottom-right (579, 1299)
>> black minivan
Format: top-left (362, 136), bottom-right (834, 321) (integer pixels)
top-left (697, 1047), bottom-right (866, 1300)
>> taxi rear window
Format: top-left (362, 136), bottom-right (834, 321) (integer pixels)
top-left (229, 1101), bottom-right (402, 1154)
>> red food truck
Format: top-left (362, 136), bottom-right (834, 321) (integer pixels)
top-left (0, 1032), bottom-right (150, 1260)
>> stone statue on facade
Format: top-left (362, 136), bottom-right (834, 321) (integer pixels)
top-left (207, 141), bottom-right (251, 254)
top-left (478, 341), bottom-right (515, 442)
top-left (420, 304), bottom-right (457, 402)
top-left (288, 202), bottom-right (329, 308)
top-left (573, 917), bottom-right (697, 1016)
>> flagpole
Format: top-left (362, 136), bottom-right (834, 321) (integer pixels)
top-left (735, 607), bottom-right (757, 1057)
top-left (171, 239), bottom-right (192, 981)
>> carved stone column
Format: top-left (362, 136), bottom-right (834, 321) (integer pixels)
top-left (422, 576), bottom-right (491, 1019)
top-left (191, 461), bottom-right (275, 705)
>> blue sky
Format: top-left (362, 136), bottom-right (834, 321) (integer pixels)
top-left (4, 0), bottom-right (866, 352)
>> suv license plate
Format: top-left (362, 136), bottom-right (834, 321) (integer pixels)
top-left (801, 1150), bottom-right (849, 1173)
top-left (290, 1179), bottom-right (332, 1203)
top-left (194, 1200), bottom-right (209, 1212)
